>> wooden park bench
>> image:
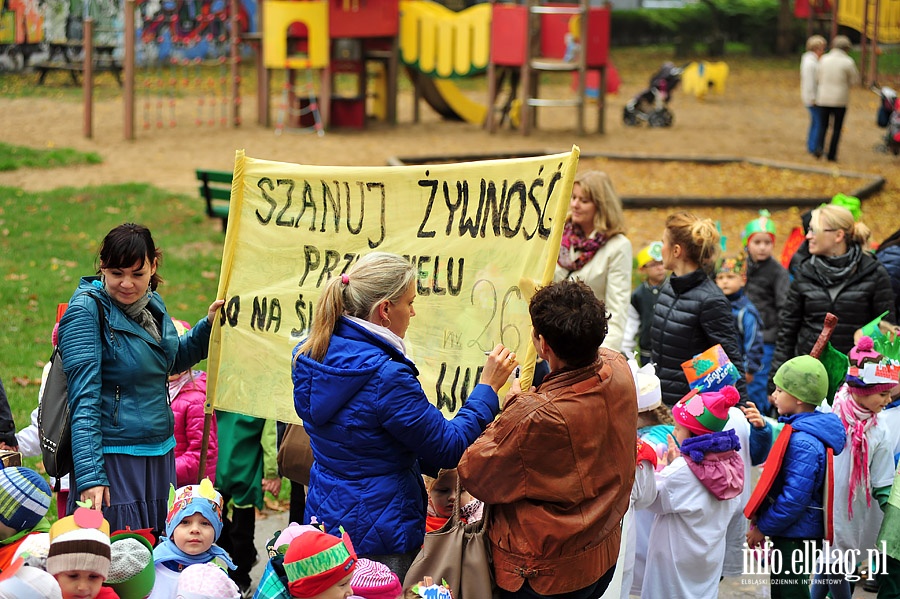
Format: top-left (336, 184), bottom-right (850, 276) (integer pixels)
top-left (33, 41), bottom-right (123, 86)
top-left (196, 169), bottom-right (232, 231)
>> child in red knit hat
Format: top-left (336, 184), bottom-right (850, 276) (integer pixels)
top-left (283, 528), bottom-right (357, 599)
top-left (642, 385), bottom-right (745, 599)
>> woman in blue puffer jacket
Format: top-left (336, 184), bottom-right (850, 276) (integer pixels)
top-left (291, 252), bottom-right (517, 581)
top-left (58, 223), bottom-right (223, 533)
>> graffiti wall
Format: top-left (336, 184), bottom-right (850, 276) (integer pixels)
top-left (0, 0), bottom-right (254, 69)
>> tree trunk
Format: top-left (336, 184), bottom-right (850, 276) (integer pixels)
top-left (776, 0), bottom-right (795, 55)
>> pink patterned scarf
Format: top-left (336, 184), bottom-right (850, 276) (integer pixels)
top-left (833, 388), bottom-right (878, 519)
top-left (557, 221), bottom-right (608, 272)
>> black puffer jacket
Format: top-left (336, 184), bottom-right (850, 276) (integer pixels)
top-left (768, 250), bottom-right (896, 394)
top-left (745, 256), bottom-right (791, 344)
top-left (651, 268), bottom-right (747, 406)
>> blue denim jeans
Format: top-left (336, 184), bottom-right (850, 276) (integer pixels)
top-left (807, 105), bottom-right (823, 154)
top-left (810, 572), bottom-right (852, 599)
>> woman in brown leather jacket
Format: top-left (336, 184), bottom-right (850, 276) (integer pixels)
top-left (459, 280), bottom-right (637, 599)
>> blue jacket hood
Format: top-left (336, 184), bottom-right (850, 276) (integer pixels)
top-left (293, 319), bottom-right (415, 426)
top-left (782, 411), bottom-right (846, 455)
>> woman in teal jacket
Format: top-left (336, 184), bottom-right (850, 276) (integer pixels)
top-left (58, 223), bottom-right (223, 533)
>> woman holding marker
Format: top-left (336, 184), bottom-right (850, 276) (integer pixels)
top-left (291, 251), bottom-right (517, 580)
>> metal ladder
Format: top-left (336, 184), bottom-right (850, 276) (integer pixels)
top-left (520, 0), bottom-right (589, 135)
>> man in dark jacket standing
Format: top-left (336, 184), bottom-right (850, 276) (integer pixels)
top-left (459, 280), bottom-right (637, 599)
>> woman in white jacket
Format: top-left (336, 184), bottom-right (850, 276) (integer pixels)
top-left (555, 170), bottom-right (633, 352)
top-left (816, 35), bottom-right (860, 162)
top-left (801, 35), bottom-right (826, 156)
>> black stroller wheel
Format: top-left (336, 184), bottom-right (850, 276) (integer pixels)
top-left (623, 107), bottom-right (639, 127)
top-left (649, 109), bottom-right (673, 127)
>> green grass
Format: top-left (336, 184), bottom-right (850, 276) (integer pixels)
top-left (0, 142), bottom-right (102, 171)
top-left (0, 183), bottom-right (224, 477)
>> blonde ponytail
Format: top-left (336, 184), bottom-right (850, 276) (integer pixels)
top-left (665, 211), bottom-right (721, 268)
top-left (295, 252), bottom-right (416, 363)
top-left (296, 276), bottom-right (346, 363)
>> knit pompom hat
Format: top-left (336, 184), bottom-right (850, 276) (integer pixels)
top-left (773, 355), bottom-right (829, 406)
top-left (672, 385), bottom-right (741, 436)
top-left (46, 509), bottom-right (111, 578)
top-left (284, 529), bottom-right (357, 598)
top-left (846, 336), bottom-right (900, 395)
top-left (350, 558), bottom-right (402, 599)
top-left (0, 467), bottom-right (52, 532)
top-left (165, 478), bottom-right (225, 540)
top-left (175, 563), bottom-right (241, 599)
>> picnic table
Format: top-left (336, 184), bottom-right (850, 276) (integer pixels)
top-left (33, 40), bottom-right (122, 86)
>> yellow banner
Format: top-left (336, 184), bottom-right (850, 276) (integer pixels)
top-left (207, 149), bottom-right (580, 423)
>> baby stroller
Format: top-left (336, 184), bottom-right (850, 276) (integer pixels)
top-left (623, 62), bottom-right (683, 127)
top-left (873, 84), bottom-right (900, 155)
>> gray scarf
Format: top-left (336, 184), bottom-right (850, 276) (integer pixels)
top-left (110, 288), bottom-right (161, 342)
top-left (810, 244), bottom-right (861, 300)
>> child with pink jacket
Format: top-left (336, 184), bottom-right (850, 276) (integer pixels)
top-left (169, 319), bottom-right (218, 487)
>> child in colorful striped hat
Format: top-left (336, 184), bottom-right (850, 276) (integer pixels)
top-left (150, 478), bottom-right (235, 599)
top-left (0, 466), bottom-right (52, 570)
top-left (46, 503), bottom-right (115, 599)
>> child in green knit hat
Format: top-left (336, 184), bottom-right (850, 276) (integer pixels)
top-left (746, 355), bottom-right (847, 599)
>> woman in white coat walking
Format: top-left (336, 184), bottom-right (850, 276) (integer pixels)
top-left (816, 35), bottom-right (860, 162)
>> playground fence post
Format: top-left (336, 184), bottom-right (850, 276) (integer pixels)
top-left (83, 18), bottom-right (94, 139)
top-left (124, 0), bottom-right (135, 140)
top-left (230, 0), bottom-right (240, 127)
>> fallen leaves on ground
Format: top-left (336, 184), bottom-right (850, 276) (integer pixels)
top-left (581, 158), bottom-right (866, 199)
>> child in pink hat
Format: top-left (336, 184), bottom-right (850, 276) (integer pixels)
top-left (811, 335), bottom-right (900, 599)
top-left (349, 559), bottom-right (401, 599)
top-left (641, 385), bottom-right (744, 599)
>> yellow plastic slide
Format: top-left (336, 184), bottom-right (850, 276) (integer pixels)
top-left (399, 0), bottom-right (490, 124)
